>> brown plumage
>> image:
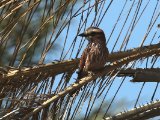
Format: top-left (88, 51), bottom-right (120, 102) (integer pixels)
top-left (77, 27), bottom-right (109, 79)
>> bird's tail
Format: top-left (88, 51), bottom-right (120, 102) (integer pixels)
top-left (77, 70), bottom-right (88, 80)
top-left (69, 70), bottom-right (87, 96)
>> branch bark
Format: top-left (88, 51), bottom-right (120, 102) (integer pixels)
top-left (105, 100), bottom-right (160, 120)
top-left (117, 68), bottom-right (160, 82)
top-left (0, 43), bottom-right (160, 82)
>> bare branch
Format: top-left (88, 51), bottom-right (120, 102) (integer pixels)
top-left (117, 68), bottom-right (160, 82)
top-left (131, 71), bottom-right (160, 82)
top-left (1, 43), bottom-right (160, 82)
top-left (105, 100), bottom-right (160, 120)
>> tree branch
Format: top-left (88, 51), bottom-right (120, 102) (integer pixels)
top-left (117, 68), bottom-right (160, 82)
top-left (0, 43), bottom-right (160, 82)
top-left (105, 100), bottom-right (160, 120)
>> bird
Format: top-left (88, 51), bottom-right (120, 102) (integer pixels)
top-left (77, 27), bottom-right (109, 80)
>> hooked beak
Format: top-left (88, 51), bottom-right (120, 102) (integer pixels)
top-left (78, 32), bottom-right (87, 37)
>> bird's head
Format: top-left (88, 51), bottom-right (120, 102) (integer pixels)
top-left (78, 27), bottom-right (105, 41)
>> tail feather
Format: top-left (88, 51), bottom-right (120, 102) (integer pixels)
top-left (77, 70), bottom-right (88, 80)
top-left (69, 70), bottom-right (87, 96)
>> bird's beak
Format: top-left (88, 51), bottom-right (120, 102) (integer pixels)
top-left (78, 32), bottom-right (87, 37)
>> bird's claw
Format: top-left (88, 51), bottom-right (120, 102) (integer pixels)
top-left (73, 78), bottom-right (80, 83)
top-left (88, 71), bottom-right (95, 76)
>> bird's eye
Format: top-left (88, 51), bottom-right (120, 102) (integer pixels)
top-left (90, 32), bottom-right (96, 36)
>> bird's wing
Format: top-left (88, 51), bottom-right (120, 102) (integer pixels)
top-left (77, 47), bottom-right (88, 79)
top-left (79, 50), bottom-right (86, 70)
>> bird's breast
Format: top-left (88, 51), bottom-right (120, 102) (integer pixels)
top-left (83, 42), bottom-right (108, 71)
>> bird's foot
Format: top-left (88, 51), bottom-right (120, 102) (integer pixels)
top-left (88, 71), bottom-right (95, 76)
top-left (73, 78), bottom-right (79, 83)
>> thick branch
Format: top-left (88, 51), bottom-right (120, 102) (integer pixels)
top-left (108, 43), bottom-right (160, 62)
top-left (105, 100), bottom-right (160, 120)
top-left (0, 43), bottom-right (160, 82)
top-left (117, 68), bottom-right (160, 76)
top-left (117, 68), bottom-right (160, 82)
top-left (0, 59), bottom-right (79, 81)
top-left (132, 71), bottom-right (160, 82)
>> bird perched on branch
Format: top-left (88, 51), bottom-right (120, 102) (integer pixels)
top-left (77, 27), bottom-right (109, 79)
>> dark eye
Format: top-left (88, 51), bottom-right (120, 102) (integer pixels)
top-left (90, 32), bottom-right (96, 36)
